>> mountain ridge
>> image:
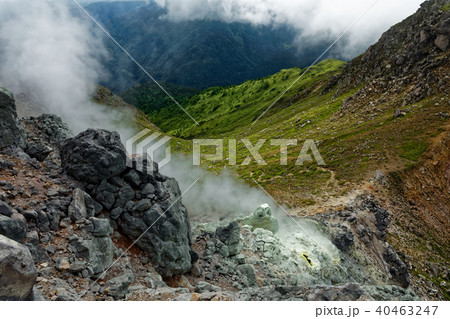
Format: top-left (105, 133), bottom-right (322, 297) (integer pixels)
top-left (86, 1), bottom-right (334, 92)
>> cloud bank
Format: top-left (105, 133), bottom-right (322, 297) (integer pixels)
top-left (153, 0), bottom-right (424, 58)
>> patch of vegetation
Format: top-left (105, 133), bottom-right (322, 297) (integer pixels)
top-left (121, 82), bottom-right (200, 113)
top-left (401, 140), bottom-right (428, 162)
top-left (442, 3), bottom-right (450, 11)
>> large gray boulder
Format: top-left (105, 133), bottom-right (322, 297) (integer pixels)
top-left (0, 234), bottom-right (37, 300)
top-left (0, 88), bottom-right (26, 149)
top-left (60, 129), bottom-right (127, 184)
top-left (60, 128), bottom-right (195, 278)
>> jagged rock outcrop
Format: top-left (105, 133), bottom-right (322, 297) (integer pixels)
top-left (0, 235), bottom-right (37, 300)
top-left (383, 245), bottom-right (411, 288)
top-left (0, 87), bottom-right (26, 149)
top-left (334, 0), bottom-right (449, 96)
top-left (21, 114), bottom-right (73, 162)
top-left (61, 129), bottom-right (127, 184)
top-left (116, 170), bottom-right (195, 277)
top-left (315, 194), bottom-right (412, 289)
top-left (60, 129), bottom-right (195, 277)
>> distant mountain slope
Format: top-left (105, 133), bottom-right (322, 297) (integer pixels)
top-left (148, 59), bottom-right (346, 136)
top-left (92, 85), bottom-right (160, 133)
top-left (84, 1), bottom-right (146, 22)
top-left (86, 1), bottom-right (330, 92)
top-left (121, 81), bottom-right (200, 113)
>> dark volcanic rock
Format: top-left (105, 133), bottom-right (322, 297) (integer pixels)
top-left (93, 180), bottom-right (118, 210)
top-left (0, 235), bottom-right (37, 300)
top-left (25, 143), bottom-right (53, 161)
top-left (118, 177), bottom-right (194, 277)
top-left (332, 230), bottom-right (355, 252)
top-left (58, 128), bottom-right (195, 278)
top-left (0, 200), bottom-right (13, 217)
top-left (0, 87), bottom-right (26, 149)
top-left (383, 246), bottom-right (410, 288)
top-left (60, 129), bottom-right (127, 184)
top-left (22, 114), bottom-right (72, 147)
top-left (0, 215), bottom-right (27, 243)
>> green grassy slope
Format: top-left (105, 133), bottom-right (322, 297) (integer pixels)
top-left (121, 82), bottom-right (200, 114)
top-left (137, 57), bottom-right (449, 206)
top-left (150, 59), bottom-right (346, 138)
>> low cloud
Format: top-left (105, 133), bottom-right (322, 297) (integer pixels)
top-left (153, 0), bottom-right (424, 59)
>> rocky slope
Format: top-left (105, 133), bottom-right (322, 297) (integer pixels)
top-left (0, 87), bottom-right (196, 300)
top-left (0, 0), bottom-right (448, 302)
top-left (0, 87), bottom-right (421, 301)
top-left (322, 0), bottom-right (450, 299)
top-left (332, 0), bottom-right (449, 116)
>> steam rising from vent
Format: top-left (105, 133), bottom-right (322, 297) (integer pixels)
top-left (161, 153), bottom-right (341, 260)
top-left (0, 0), bottom-right (134, 138)
top-left (160, 154), bottom-right (279, 221)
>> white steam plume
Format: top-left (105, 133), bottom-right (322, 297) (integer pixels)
top-left (161, 153), bottom-right (340, 260)
top-left (161, 153), bottom-right (280, 221)
top-left (0, 0), bottom-right (135, 139)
